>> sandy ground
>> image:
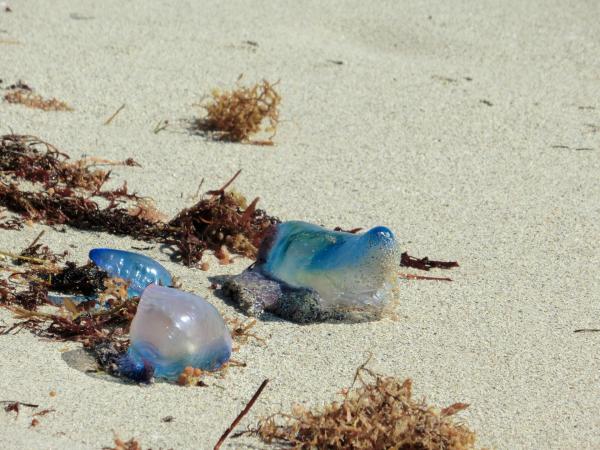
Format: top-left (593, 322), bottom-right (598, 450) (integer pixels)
top-left (1, 0), bottom-right (599, 448)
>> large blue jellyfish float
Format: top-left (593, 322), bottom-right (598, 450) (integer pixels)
top-left (116, 285), bottom-right (232, 382)
top-left (223, 221), bottom-right (401, 323)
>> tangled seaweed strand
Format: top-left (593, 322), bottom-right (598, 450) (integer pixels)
top-left (401, 252), bottom-right (459, 271)
top-left (0, 135), bottom-right (278, 266)
top-left (195, 79), bottom-right (281, 144)
top-left (4, 85), bottom-right (73, 112)
top-left (247, 365), bottom-right (478, 450)
top-left (168, 170), bottom-right (278, 264)
top-left (1, 271), bottom-right (137, 350)
top-left (103, 435), bottom-right (144, 450)
top-left (0, 134), bottom-right (138, 190)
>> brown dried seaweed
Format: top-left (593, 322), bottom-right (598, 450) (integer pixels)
top-left (17, 231), bottom-right (67, 265)
top-left (195, 79), bottom-right (280, 144)
top-left (0, 281), bottom-right (49, 310)
top-left (401, 251), bottom-right (459, 271)
top-left (4, 87), bottom-right (73, 111)
top-left (0, 135), bottom-right (277, 266)
top-left (1, 134), bottom-right (455, 274)
top-left (103, 435), bottom-right (144, 450)
top-left (0, 134), bottom-right (137, 190)
top-left (168, 170), bottom-right (278, 264)
top-left (0, 182), bottom-right (164, 238)
top-left (244, 364), bottom-right (478, 450)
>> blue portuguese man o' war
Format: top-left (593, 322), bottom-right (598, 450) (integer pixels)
top-left (89, 248), bottom-right (173, 297)
top-left (48, 248), bottom-right (173, 305)
top-left (117, 284), bottom-right (232, 381)
top-left (223, 221), bottom-right (400, 323)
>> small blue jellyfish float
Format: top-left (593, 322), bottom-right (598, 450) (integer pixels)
top-left (48, 248), bottom-right (173, 305)
top-left (223, 221), bottom-right (400, 323)
top-left (116, 284), bottom-right (232, 382)
top-left (89, 248), bottom-right (173, 297)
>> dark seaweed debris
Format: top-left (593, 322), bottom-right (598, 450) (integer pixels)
top-left (0, 134), bottom-right (138, 190)
top-left (168, 170), bottom-right (279, 264)
top-left (0, 135), bottom-right (278, 266)
top-left (0, 246), bottom-right (137, 348)
top-left (0, 281), bottom-right (49, 310)
top-left (401, 251), bottom-right (459, 271)
top-left (1, 135), bottom-right (455, 271)
top-left (49, 262), bottom-right (108, 296)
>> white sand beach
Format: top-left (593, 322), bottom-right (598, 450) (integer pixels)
top-left (1, 0), bottom-right (599, 448)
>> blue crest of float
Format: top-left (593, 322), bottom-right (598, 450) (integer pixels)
top-left (89, 248), bottom-right (173, 296)
top-left (117, 285), bottom-right (232, 381)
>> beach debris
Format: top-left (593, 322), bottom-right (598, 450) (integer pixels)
top-left (398, 272), bottom-right (453, 282)
top-left (226, 317), bottom-right (264, 347)
top-left (152, 119), bottom-right (169, 134)
top-left (223, 221), bottom-right (400, 322)
top-left (242, 363), bottom-right (478, 450)
top-left (400, 252), bottom-right (459, 271)
top-left (117, 285), bottom-right (232, 382)
top-left (104, 435), bottom-right (144, 450)
top-left (2, 400), bottom-right (39, 417)
top-left (4, 82), bottom-right (73, 111)
top-left (0, 135), bottom-right (278, 266)
top-left (177, 366), bottom-right (206, 386)
top-left (161, 415), bottom-right (175, 423)
top-left (0, 134), bottom-right (138, 191)
top-left (167, 169), bottom-right (278, 265)
top-left (89, 248), bottom-right (173, 296)
top-left (194, 79), bottom-right (280, 144)
top-left (49, 261), bottom-right (109, 297)
top-left (69, 12), bottom-right (95, 20)
top-left (214, 379), bottom-right (269, 450)
top-left (103, 103), bottom-right (126, 125)
top-left (32, 408), bottom-right (55, 417)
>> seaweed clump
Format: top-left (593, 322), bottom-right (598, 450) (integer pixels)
top-left (168, 170), bottom-right (278, 264)
top-left (0, 134), bottom-right (139, 191)
top-left (247, 365), bottom-right (478, 450)
top-left (103, 436), bottom-right (144, 450)
top-left (195, 79), bottom-right (280, 144)
top-left (0, 135), bottom-right (277, 265)
top-left (4, 82), bottom-right (73, 111)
